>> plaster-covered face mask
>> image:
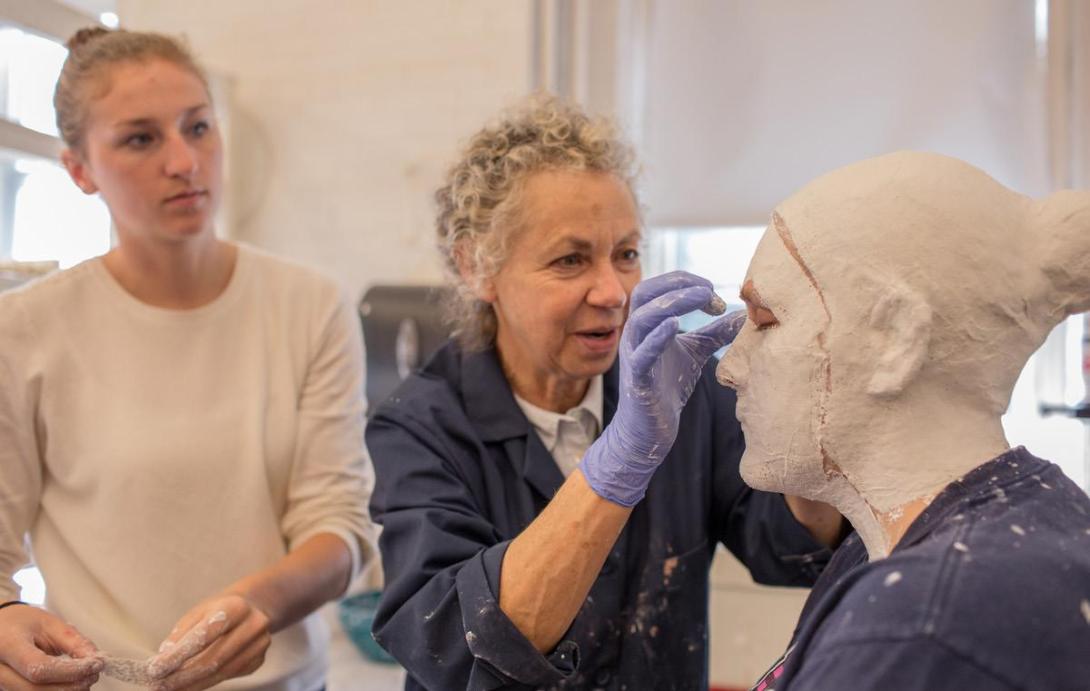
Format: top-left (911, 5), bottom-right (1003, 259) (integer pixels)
top-left (716, 216), bottom-right (839, 504)
top-left (718, 151), bottom-right (1090, 557)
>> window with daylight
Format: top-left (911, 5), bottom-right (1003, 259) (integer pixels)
top-left (0, 23), bottom-right (111, 272)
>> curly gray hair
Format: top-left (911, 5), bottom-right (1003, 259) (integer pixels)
top-left (435, 95), bottom-right (640, 350)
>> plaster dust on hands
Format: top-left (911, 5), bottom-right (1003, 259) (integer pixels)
top-left (147, 609), bottom-right (229, 679)
top-left (27, 654), bottom-right (104, 684)
top-left (52, 653), bottom-right (153, 686)
top-left (89, 609), bottom-right (232, 687)
top-left (100, 655), bottom-right (156, 686)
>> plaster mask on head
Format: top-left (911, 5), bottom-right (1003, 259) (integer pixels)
top-left (718, 151), bottom-right (1090, 555)
top-left (715, 217), bottom-right (842, 505)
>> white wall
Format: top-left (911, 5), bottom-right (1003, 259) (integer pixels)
top-left (118, 0), bottom-right (534, 299)
top-left (637, 0), bottom-right (1049, 227)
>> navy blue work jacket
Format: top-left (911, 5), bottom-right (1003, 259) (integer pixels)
top-left (367, 340), bottom-right (831, 690)
top-left (754, 447), bottom-right (1090, 690)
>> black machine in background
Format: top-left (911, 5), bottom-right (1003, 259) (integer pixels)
top-left (358, 285), bottom-right (451, 414)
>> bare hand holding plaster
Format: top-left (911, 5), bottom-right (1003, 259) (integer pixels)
top-left (146, 594), bottom-right (269, 691)
top-left (0, 603), bottom-right (103, 689)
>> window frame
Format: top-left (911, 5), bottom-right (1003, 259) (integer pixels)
top-left (0, 2), bottom-right (112, 272)
top-left (0, 0), bottom-right (95, 153)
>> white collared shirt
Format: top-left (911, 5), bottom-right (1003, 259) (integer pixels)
top-left (513, 375), bottom-right (604, 477)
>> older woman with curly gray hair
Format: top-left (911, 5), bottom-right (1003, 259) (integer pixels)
top-left (367, 96), bottom-right (843, 691)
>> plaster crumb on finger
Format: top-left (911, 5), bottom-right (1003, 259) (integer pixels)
top-left (208, 610), bottom-right (228, 624)
top-left (701, 294), bottom-right (726, 315)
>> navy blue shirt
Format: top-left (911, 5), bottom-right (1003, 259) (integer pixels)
top-left (367, 341), bottom-right (831, 690)
top-left (755, 447), bottom-right (1090, 691)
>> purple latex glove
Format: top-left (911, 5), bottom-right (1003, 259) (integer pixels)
top-left (580, 271), bottom-right (747, 507)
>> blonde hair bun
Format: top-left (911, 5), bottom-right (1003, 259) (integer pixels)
top-left (65, 26), bottom-right (109, 51)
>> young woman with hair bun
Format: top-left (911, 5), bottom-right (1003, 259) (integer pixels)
top-left (0, 27), bottom-right (375, 691)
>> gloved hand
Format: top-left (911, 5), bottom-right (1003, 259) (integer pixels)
top-left (581, 271), bottom-right (747, 507)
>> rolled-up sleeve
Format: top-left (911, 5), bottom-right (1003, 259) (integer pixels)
top-left (0, 302), bottom-right (41, 602)
top-left (281, 293), bottom-right (376, 588)
top-left (368, 412), bottom-right (575, 690)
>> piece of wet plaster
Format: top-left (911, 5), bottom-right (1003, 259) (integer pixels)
top-left (54, 654), bottom-right (154, 687)
top-left (101, 656), bottom-right (156, 686)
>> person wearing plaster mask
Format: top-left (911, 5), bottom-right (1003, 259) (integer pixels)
top-left (0, 28), bottom-right (375, 691)
top-left (366, 96), bottom-right (845, 691)
top-left (719, 151), bottom-right (1090, 690)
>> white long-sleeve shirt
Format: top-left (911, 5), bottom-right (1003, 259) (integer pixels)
top-left (0, 244), bottom-right (376, 691)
